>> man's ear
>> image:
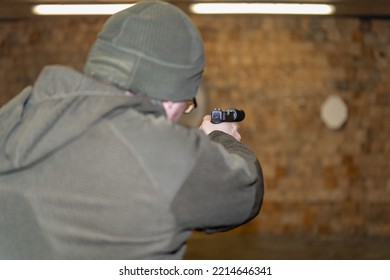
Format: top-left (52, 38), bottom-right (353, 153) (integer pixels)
top-left (162, 100), bottom-right (186, 122)
top-left (162, 101), bottom-right (173, 110)
top-left (162, 101), bottom-right (173, 115)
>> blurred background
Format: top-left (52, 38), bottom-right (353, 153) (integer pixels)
top-left (0, 0), bottom-right (389, 259)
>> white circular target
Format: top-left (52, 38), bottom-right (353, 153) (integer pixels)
top-left (320, 95), bottom-right (348, 130)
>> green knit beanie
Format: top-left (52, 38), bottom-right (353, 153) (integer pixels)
top-left (84, 1), bottom-right (205, 101)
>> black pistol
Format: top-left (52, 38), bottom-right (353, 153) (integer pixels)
top-left (211, 108), bottom-right (245, 124)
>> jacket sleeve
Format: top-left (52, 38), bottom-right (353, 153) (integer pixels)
top-left (171, 130), bottom-right (264, 232)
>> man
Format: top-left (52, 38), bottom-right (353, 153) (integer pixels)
top-left (0, 1), bottom-right (263, 259)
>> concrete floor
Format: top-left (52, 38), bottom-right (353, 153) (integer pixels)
top-left (185, 232), bottom-right (390, 260)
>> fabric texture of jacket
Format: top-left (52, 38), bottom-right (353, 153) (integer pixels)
top-left (0, 65), bottom-right (264, 259)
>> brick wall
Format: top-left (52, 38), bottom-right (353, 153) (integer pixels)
top-left (1, 14), bottom-right (389, 238)
top-left (0, 17), bottom-right (104, 105)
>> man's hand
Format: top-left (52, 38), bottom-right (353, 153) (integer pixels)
top-left (199, 115), bottom-right (241, 142)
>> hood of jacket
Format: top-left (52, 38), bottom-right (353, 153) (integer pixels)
top-left (0, 65), bottom-right (164, 173)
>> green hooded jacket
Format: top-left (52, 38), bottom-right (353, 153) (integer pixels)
top-left (0, 65), bottom-right (263, 259)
